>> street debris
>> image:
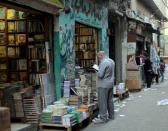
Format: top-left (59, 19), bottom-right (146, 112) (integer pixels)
top-left (157, 99), bottom-right (168, 106)
top-left (114, 108), bottom-right (120, 112)
top-left (119, 114), bottom-right (125, 117)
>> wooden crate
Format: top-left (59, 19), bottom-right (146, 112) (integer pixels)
top-left (125, 79), bottom-right (141, 90)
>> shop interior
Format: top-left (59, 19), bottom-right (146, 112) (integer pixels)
top-left (75, 22), bottom-right (98, 70)
top-left (74, 22), bottom-right (98, 91)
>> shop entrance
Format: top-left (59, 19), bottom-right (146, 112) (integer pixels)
top-left (75, 22), bottom-right (98, 70)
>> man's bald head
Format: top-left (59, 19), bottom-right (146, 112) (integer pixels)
top-left (97, 51), bottom-right (106, 61)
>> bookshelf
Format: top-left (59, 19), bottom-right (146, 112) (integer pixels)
top-left (75, 23), bottom-right (98, 69)
top-left (0, 6), bottom-right (47, 84)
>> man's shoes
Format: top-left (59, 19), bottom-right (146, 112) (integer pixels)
top-left (92, 118), bottom-right (108, 124)
top-left (108, 116), bottom-right (114, 120)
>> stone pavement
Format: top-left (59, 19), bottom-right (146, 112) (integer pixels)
top-left (83, 79), bottom-right (168, 131)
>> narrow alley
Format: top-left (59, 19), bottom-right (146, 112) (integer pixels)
top-left (1, 1), bottom-right (168, 131)
top-left (84, 81), bottom-right (168, 131)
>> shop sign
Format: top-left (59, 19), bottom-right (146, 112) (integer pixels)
top-left (127, 42), bottom-right (136, 55)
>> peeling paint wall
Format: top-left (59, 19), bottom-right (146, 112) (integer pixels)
top-left (54, 0), bottom-right (108, 98)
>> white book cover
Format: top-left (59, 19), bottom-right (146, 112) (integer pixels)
top-left (92, 64), bottom-right (99, 71)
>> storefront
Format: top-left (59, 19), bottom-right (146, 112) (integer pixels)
top-left (0, 0), bottom-right (61, 125)
top-left (55, 0), bottom-right (108, 99)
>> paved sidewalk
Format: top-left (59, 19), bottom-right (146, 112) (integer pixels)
top-left (83, 80), bottom-right (168, 131)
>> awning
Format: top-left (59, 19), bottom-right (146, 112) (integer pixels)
top-left (127, 14), bottom-right (160, 34)
top-left (4, 0), bottom-right (64, 14)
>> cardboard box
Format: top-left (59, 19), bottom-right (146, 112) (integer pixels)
top-left (125, 79), bottom-right (141, 90)
top-left (126, 70), bottom-right (140, 80)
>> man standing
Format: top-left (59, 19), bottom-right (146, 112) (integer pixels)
top-left (93, 51), bottom-right (115, 123)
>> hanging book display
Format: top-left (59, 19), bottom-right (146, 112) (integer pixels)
top-left (0, 21), bottom-right (5, 31)
top-left (7, 9), bottom-right (16, 19)
top-left (16, 34), bottom-right (26, 45)
top-left (0, 33), bottom-right (6, 45)
top-left (0, 7), bottom-right (6, 19)
top-left (8, 47), bottom-right (15, 57)
top-left (0, 46), bottom-right (6, 57)
top-left (8, 34), bottom-right (15, 45)
top-left (8, 22), bottom-right (15, 32)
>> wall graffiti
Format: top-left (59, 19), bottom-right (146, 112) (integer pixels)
top-left (71, 0), bottom-right (104, 20)
top-left (60, 24), bottom-right (75, 80)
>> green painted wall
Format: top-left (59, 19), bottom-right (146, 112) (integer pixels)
top-left (54, 0), bottom-right (108, 99)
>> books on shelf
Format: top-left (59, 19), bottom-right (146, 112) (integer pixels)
top-left (34, 34), bottom-right (45, 41)
top-left (29, 60), bottom-right (40, 72)
top-left (16, 21), bottom-right (26, 32)
top-left (0, 59), bottom-right (7, 69)
top-left (0, 33), bottom-right (6, 45)
top-left (0, 46), bottom-right (6, 57)
top-left (18, 59), bottom-right (27, 70)
top-left (19, 72), bottom-right (27, 81)
top-left (8, 22), bottom-right (15, 32)
top-left (0, 72), bottom-right (7, 82)
top-left (8, 21), bottom-right (26, 33)
top-left (8, 34), bottom-right (15, 45)
top-left (28, 47), bottom-right (46, 59)
top-left (9, 59), bottom-right (18, 71)
top-left (10, 72), bottom-right (18, 81)
top-left (0, 21), bottom-right (5, 31)
top-left (8, 47), bottom-right (15, 57)
top-left (16, 34), bottom-right (26, 45)
top-left (15, 47), bottom-right (20, 57)
top-left (0, 7), bottom-right (6, 19)
top-left (28, 21), bottom-right (44, 32)
top-left (29, 73), bottom-right (40, 85)
top-left (28, 37), bottom-right (34, 42)
top-left (18, 11), bottom-right (25, 19)
top-left (7, 9), bottom-right (16, 19)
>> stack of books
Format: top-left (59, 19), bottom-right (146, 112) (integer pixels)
top-left (70, 111), bottom-right (83, 123)
top-left (63, 81), bottom-right (71, 97)
top-left (52, 115), bottom-right (62, 124)
top-left (40, 109), bottom-right (53, 124)
top-left (62, 114), bottom-right (77, 126)
top-left (68, 95), bottom-right (82, 106)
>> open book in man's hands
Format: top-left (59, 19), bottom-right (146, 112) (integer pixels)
top-left (92, 64), bottom-right (99, 71)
